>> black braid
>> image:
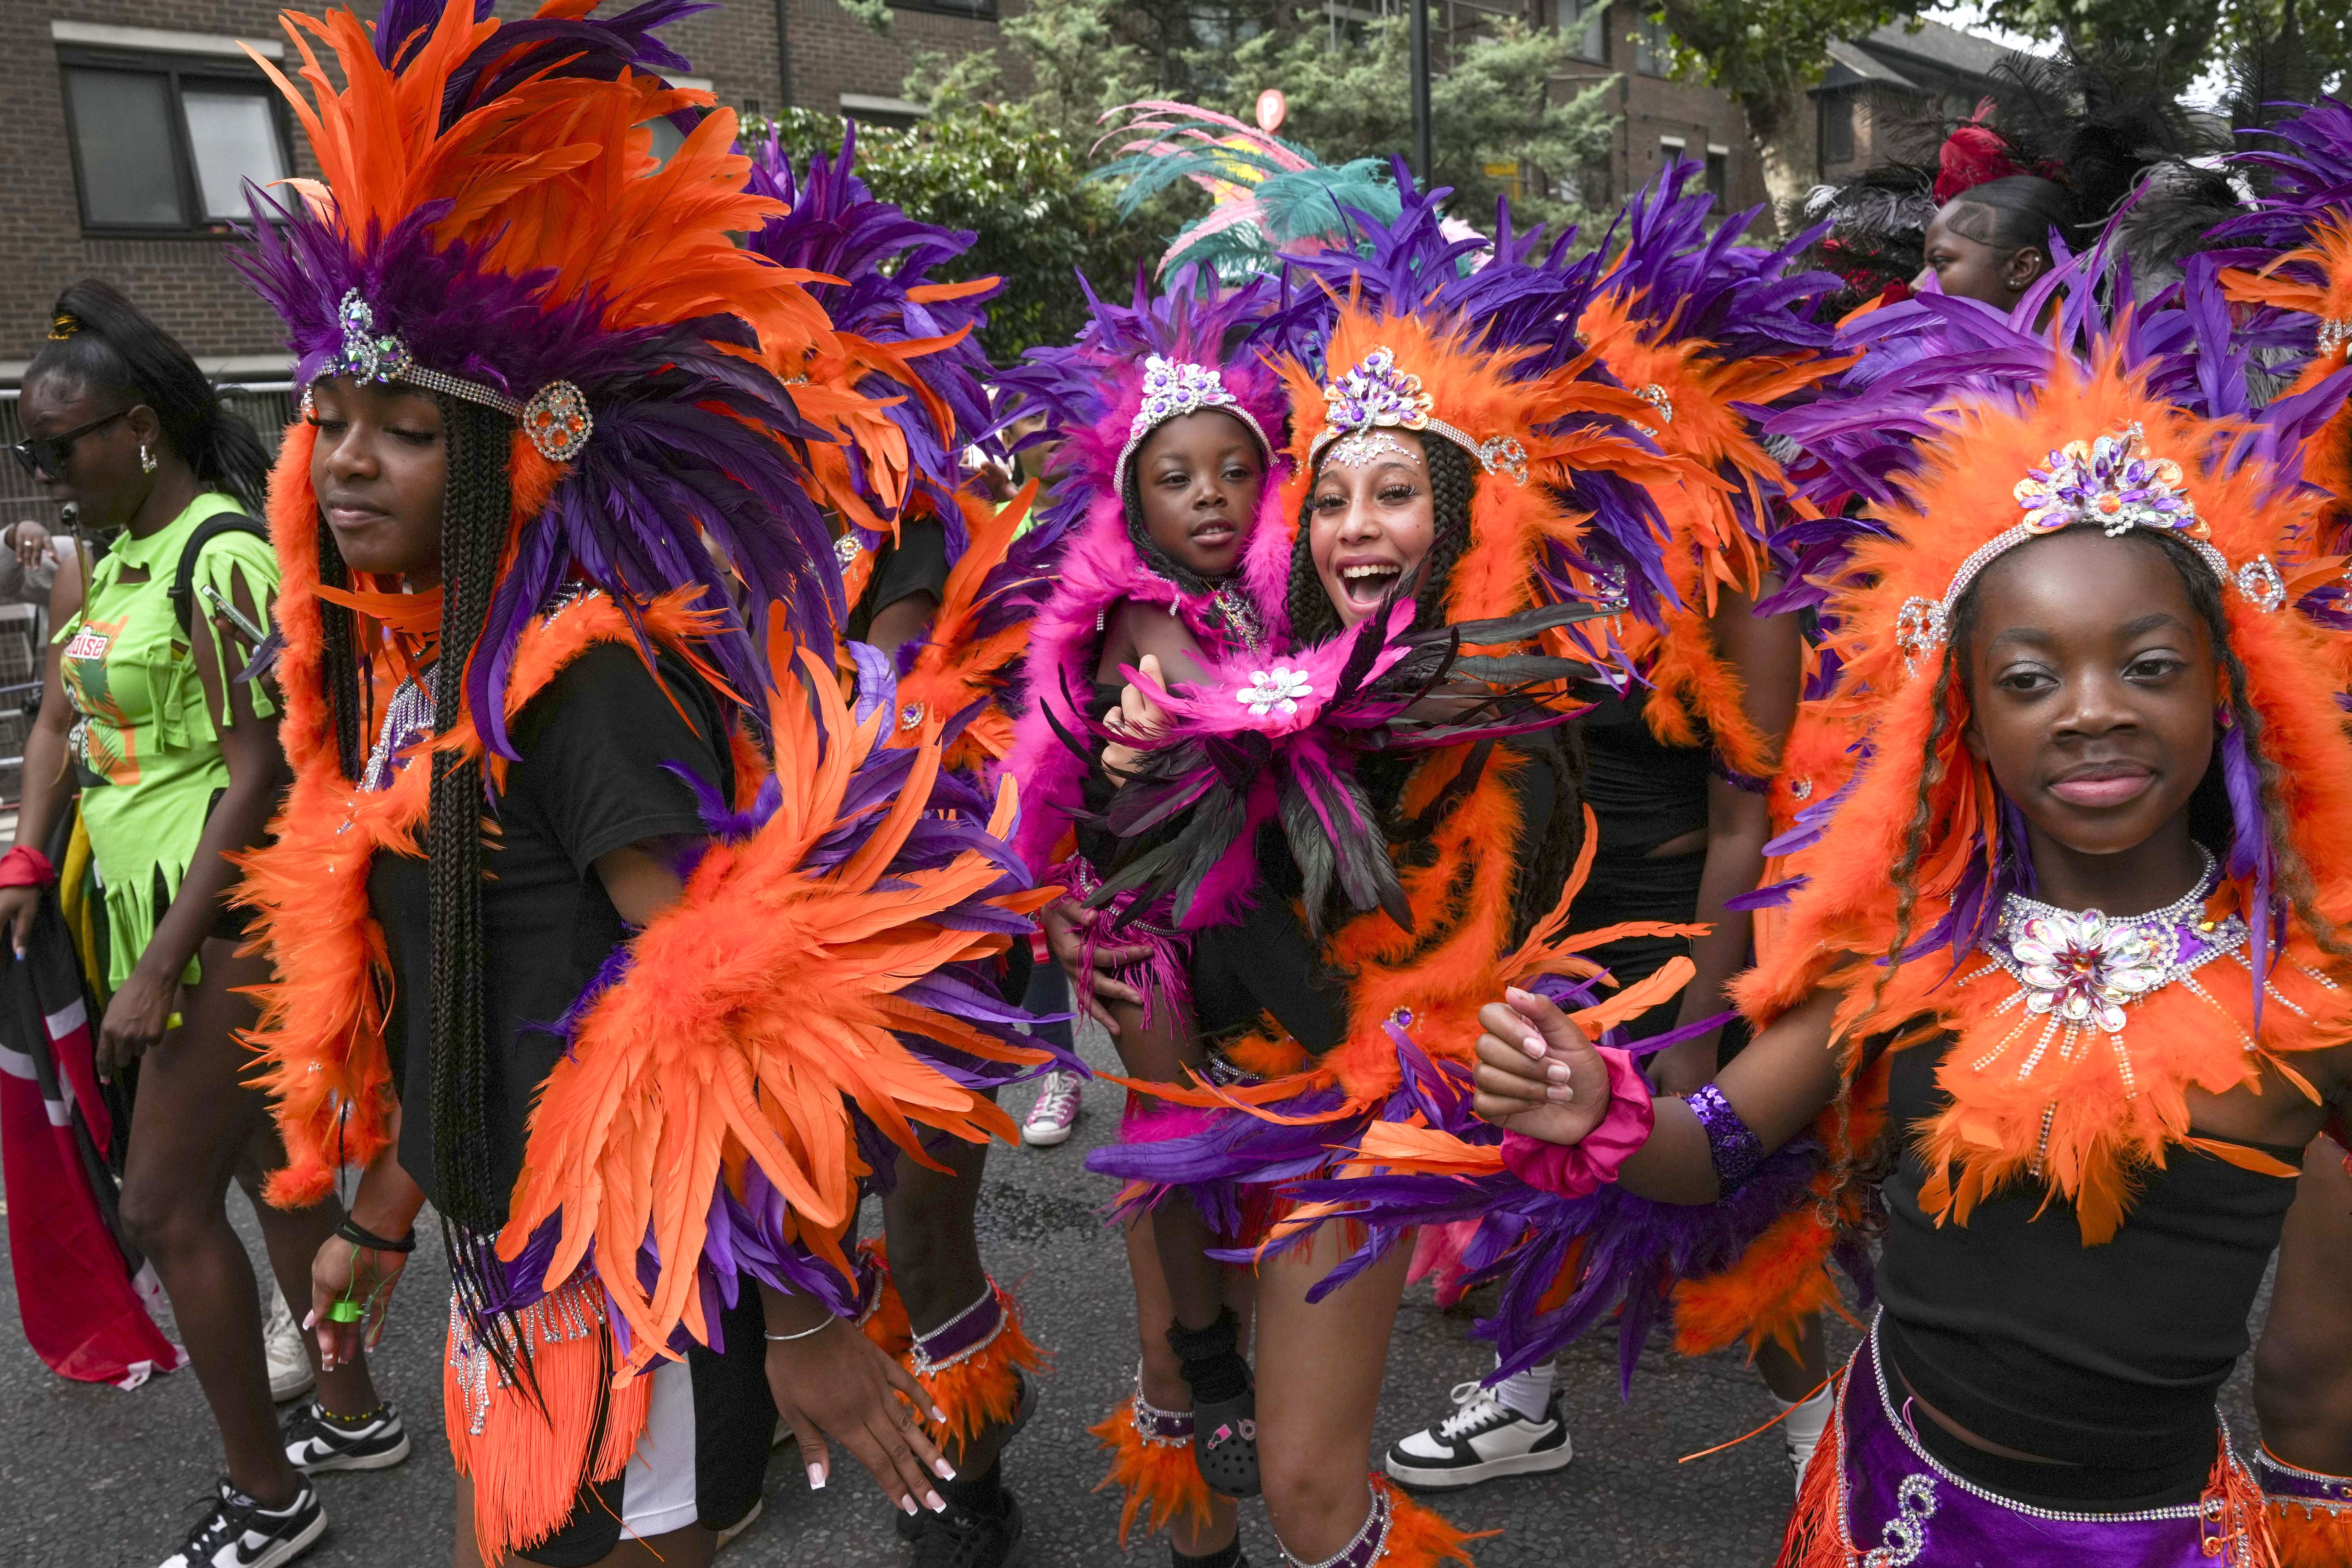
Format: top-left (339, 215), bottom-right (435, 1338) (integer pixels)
top-left (421, 397), bottom-right (515, 1356)
top-left (313, 513), bottom-right (366, 782)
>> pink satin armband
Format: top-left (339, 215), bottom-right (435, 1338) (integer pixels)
top-left (0, 846), bottom-right (55, 891)
top-left (1498, 1045), bottom-right (1655, 1199)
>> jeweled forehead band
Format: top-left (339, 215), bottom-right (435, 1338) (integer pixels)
top-left (1112, 354), bottom-right (1274, 495)
top-left (1893, 422), bottom-right (2286, 675)
top-left (1307, 344), bottom-right (1528, 485)
top-left (300, 290), bottom-right (593, 465)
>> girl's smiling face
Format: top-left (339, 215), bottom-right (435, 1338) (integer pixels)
top-left (1132, 408), bottom-right (1265, 578)
top-left (1307, 430), bottom-right (1437, 628)
top-left (1962, 527), bottom-right (2217, 862)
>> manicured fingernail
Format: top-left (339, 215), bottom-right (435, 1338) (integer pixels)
top-left (934, 1459), bottom-right (956, 1479)
top-left (302, 1312), bottom-right (316, 1330)
top-left (806, 1463), bottom-right (826, 1490)
top-left (926, 1491), bottom-right (947, 1512)
top-left (930, 1405), bottom-right (950, 1423)
top-left (900, 1496), bottom-right (919, 1515)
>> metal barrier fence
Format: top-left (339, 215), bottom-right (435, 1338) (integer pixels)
top-left (0, 383), bottom-right (296, 526)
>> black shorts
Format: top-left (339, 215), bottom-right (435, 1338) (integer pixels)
top-left (518, 1284), bottom-right (775, 1565)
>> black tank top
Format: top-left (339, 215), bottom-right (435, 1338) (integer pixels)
top-left (1581, 688), bottom-right (1710, 860)
top-left (1877, 1034), bottom-right (2300, 1481)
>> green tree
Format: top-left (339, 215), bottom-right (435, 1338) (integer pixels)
top-left (1632, 0), bottom-right (1904, 226)
top-left (1221, 11), bottom-right (1621, 234)
top-left (1970, 0), bottom-right (2348, 97)
top-left (746, 105), bottom-right (1162, 361)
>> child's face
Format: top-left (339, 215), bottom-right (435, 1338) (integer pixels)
top-left (1962, 528), bottom-right (2216, 861)
top-left (1134, 409), bottom-right (1263, 578)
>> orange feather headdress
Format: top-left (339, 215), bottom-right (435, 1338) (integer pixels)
top-left (1263, 181), bottom-right (1694, 632)
top-left (2212, 98), bottom-right (2352, 548)
top-left (235, 0), bottom-right (907, 748)
top-left (1734, 303), bottom-right (2352, 1241)
top-left (1572, 162), bottom-right (1847, 774)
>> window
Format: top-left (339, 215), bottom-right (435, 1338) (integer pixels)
top-left (62, 57), bottom-right (289, 234)
top-left (1635, 14), bottom-right (1670, 77)
top-left (1563, 2), bottom-right (1607, 64)
top-left (1659, 135), bottom-right (1686, 168)
top-left (1819, 93), bottom-right (1856, 167)
top-left (1705, 145), bottom-right (1728, 212)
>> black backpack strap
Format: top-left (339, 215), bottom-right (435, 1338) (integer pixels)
top-left (169, 512), bottom-right (269, 641)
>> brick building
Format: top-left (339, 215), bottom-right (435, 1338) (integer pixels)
top-left (1813, 17), bottom-right (2014, 185)
top-left (0, 2), bottom-right (2008, 430)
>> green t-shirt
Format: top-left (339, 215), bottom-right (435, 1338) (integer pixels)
top-left (55, 490), bottom-right (279, 989)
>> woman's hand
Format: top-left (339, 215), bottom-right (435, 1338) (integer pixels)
top-left (96, 963), bottom-right (181, 1080)
top-left (766, 1316), bottom-right (955, 1516)
top-left (307, 1238), bottom-right (407, 1372)
top-left (1099, 654), bottom-right (1170, 786)
top-left (1472, 988), bottom-right (1613, 1146)
top-left (0, 885), bottom-right (40, 961)
top-left (1040, 897), bottom-right (1149, 1034)
top-left (8, 520), bottom-right (50, 571)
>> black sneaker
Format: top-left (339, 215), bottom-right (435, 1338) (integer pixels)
top-left (1383, 1383), bottom-right (1572, 1491)
top-left (282, 1400), bottom-right (411, 1474)
top-left (894, 1365), bottom-right (1039, 1545)
top-left (156, 1477), bottom-right (325, 1568)
top-left (905, 1488), bottom-right (1025, 1568)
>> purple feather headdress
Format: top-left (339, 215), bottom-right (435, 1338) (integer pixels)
top-left (232, 0), bottom-right (869, 755)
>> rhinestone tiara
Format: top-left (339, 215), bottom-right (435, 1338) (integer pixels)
top-left (1111, 355), bottom-right (1274, 495)
top-left (1893, 423), bottom-right (2285, 675)
top-left (1307, 344), bottom-right (1528, 485)
top-left (308, 290), bottom-right (592, 464)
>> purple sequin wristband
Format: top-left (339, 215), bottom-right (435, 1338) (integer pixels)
top-left (1688, 1083), bottom-right (1765, 1192)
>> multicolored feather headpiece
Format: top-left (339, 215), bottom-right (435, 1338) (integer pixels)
top-left (1753, 277), bottom-right (2352, 1012)
top-left (234, 0), bottom-right (887, 748)
top-left (741, 120), bottom-right (1001, 551)
top-left (1264, 169), bottom-right (1690, 630)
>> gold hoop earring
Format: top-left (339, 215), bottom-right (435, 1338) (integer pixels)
top-left (139, 444), bottom-right (156, 474)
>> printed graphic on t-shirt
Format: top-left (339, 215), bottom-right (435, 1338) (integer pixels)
top-left (62, 615), bottom-right (140, 787)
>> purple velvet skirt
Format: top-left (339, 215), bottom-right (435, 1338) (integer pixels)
top-left (1788, 1318), bottom-right (2270, 1568)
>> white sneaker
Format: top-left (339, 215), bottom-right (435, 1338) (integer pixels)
top-left (262, 1287), bottom-right (315, 1404)
top-left (1021, 1071), bottom-right (1083, 1147)
top-left (1384, 1381), bottom-right (1573, 1490)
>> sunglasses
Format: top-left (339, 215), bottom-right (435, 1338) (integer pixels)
top-left (8, 407), bottom-right (132, 479)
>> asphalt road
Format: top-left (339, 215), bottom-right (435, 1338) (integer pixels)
top-left (0, 1019), bottom-right (2265, 1567)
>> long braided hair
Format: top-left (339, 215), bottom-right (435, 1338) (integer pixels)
top-left (312, 395), bottom-right (518, 1366)
top-left (1282, 434), bottom-right (1587, 943)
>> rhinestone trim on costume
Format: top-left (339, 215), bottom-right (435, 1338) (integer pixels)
top-left (1864, 1314), bottom-right (2240, 1526)
top-left (1893, 423), bottom-right (2276, 677)
top-left (1111, 355), bottom-right (1275, 496)
top-left (446, 1269), bottom-right (607, 1438)
top-left (2318, 317), bottom-right (2350, 360)
top-left (318, 289), bottom-right (591, 463)
top-left (1278, 1484), bottom-right (1394, 1568)
top-left (1309, 344), bottom-right (1530, 484)
top-left (907, 1282), bottom-right (1007, 1376)
top-left (1129, 1369), bottom-right (1195, 1448)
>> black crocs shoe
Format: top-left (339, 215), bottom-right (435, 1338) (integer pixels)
top-left (905, 1488), bottom-right (1025, 1568)
top-left (1192, 1382), bottom-right (1261, 1499)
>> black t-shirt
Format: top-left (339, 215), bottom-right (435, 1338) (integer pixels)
top-left (373, 642), bottom-right (731, 1216)
top-left (846, 520), bottom-right (950, 644)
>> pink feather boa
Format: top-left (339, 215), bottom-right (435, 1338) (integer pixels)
top-left (996, 466), bottom-right (1294, 879)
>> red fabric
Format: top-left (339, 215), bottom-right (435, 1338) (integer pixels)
top-left (0, 891), bottom-right (183, 1385)
top-left (0, 846), bottom-right (54, 889)
top-left (1498, 1045), bottom-right (1656, 1198)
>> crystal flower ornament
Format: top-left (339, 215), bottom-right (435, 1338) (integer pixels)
top-left (1237, 666), bottom-right (1313, 719)
top-left (2013, 424), bottom-right (2202, 540)
top-left (2009, 908), bottom-right (2169, 1034)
